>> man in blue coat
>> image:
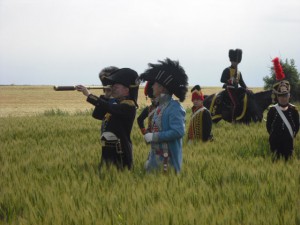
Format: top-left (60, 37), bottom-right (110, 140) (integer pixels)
top-left (139, 58), bottom-right (188, 173)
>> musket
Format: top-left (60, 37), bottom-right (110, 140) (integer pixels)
top-left (53, 85), bottom-right (110, 91)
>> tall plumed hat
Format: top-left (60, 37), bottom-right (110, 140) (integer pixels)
top-left (191, 85), bottom-right (204, 101)
top-left (139, 58), bottom-right (189, 102)
top-left (272, 57), bottom-right (290, 95)
top-left (104, 68), bottom-right (140, 104)
top-left (99, 66), bottom-right (119, 86)
top-left (229, 49), bottom-right (243, 63)
top-left (144, 81), bottom-right (154, 98)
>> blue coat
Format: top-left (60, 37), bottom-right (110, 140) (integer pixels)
top-left (146, 98), bottom-right (186, 173)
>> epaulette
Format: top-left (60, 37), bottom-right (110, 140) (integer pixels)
top-left (120, 99), bottom-right (135, 106)
top-left (289, 103), bottom-right (297, 110)
top-left (268, 105), bottom-right (275, 110)
top-left (86, 94), bottom-right (99, 106)
top-left (88, 94), bottom-right (98, 101)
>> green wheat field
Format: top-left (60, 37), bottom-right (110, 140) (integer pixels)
top-left (0, 86), bottom-right (299, 225)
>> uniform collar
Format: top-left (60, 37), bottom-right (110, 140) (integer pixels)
top-left (158, 94), bottom-right (172, 105)
top-left (116, 96), bottom-right (130, 103)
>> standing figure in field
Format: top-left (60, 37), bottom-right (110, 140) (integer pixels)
top-left (76, 68), bottom-right (139, 170)
top-left (267, 57), bottom-right (299, 160)
top-left (187, 85), bottom-right (213, 143)
top-left (137, 81), bottom-right (158, 135)
top-left (220, 49), bottom-right (252, 122)
top-left (139, 58), bottom-right (188, 173)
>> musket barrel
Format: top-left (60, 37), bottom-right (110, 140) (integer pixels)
top-left (53, 85), bottom-right (107, 91)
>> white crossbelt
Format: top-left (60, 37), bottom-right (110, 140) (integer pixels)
top-left (274, 104), bottom-right (294, 139)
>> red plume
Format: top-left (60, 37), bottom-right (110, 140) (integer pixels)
top-left (272, 57), bottom-right (285, 80)
top-left (144, 81), bottom-right (149, 96)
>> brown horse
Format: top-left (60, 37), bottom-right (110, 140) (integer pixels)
top-left (203, 89), bottom-right (273, 124)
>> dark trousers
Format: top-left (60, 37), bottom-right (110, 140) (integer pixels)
top-left (227, 88), bottom-right (238, 121)
top-left (99, 146), bottom-right (131, 170)
top-left (269, 135), bottom-right (293, 160)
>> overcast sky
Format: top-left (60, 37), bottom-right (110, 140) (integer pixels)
top-left (0, 0), bottom-right (299, 87)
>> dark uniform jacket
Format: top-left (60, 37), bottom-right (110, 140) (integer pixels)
top-left (87, 94), bottom-right (136, 169)
top-left (188, 106), bottom-right (213, 142)
top-left (267, 104), bottom-right (299, 138)
top-left (221, 66), bottom-right (247, 89)
top-left (266, 104), bottom-right (299, 158)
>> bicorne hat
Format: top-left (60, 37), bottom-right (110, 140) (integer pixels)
top-left (105, 68), bottom-right (139, 88)
top-left (104, 68), bottom-right (140, 104)
top-left (139, 58), bottom-right (188, 102)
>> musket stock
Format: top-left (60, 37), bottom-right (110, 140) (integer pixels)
top-left (53, 85), bottom-right (109, 91)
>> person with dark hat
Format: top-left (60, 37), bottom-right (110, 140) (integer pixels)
top-left (267, 57), bottom-right (299, 160)
top-left (137, 81), bottom-right (158, 135)
top-left (220, 49), bottom-right (251, 122)
top-left (187, 85), bottom-right (213, 143)
top-left (139, 58), bottom-right (188, 173)
top-left (76, 68), bottom-right (139, 170)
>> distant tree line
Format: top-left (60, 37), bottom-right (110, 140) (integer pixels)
top-left (263, 58), bottom-right (300, 102)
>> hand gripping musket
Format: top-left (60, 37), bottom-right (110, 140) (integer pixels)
top-left (53, 85), bottom-right (110, 91)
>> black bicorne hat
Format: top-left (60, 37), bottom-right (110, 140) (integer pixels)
top-left (105, 68), bottom-right (138, 88)
top-left (229, 49), bottom-right (242, 63)
top-left (105, 68), bottom-right (140, 104)
top-left (139, 58), bottom-right (188, 102)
